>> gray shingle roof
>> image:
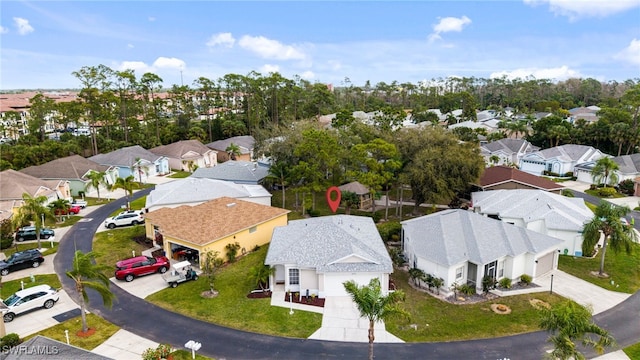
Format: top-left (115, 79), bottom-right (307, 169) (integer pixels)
top-left (402, 209), bottom-right (562, 267)
top-left (614, 153), bottom-right (640, 175)
top-left (19, 155), bottom-right (110, 180)
top-left (89, 145), bottom-right (164, 167)
top-left (191, 161), bottom-right (268, 184)
top-left (535, 144), bottom-right (601, 162)
top-left (472, 189), bottom-right (592, 232)
top-left (481, 139), bottom-right (538, 154)
top-left (266, 215), bottom-right (392, 273)
top-left (5, 335), bottom-right (112, 359)
top-left (206, 135), bottom-right (255, 154)
top-left (145, 178), bottom-right (270, 208)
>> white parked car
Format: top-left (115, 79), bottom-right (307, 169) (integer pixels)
top-left (104, 212), bottom-right (144, 229)
top-left (1, 285), bottom-right (59, 322)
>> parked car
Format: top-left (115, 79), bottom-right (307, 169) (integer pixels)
top-left (54, 205), bottom-right (81, 215)
top-left (117, 209), bottom-right (144, 216)
top-left (71, 199), bottom-right (87, 208)
top-left (162, 260), bottom-right (199, 288)
top-left (115, 255), bottom-right (170, 282)
top-left (15, 227), bottom-right (55, 242)
top-left (0, 249), bottom-right (45, 276)
top-left (1, 284), bottom-right (59, 322)
top-left (104, 212), bottom-right (144, 229)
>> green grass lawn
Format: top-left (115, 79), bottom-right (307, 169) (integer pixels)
top-left (1, 274), bottom-right (62, 299)
top-left (584, 189), bottom-right (626, 198)
top-left (25, 313), bottom-right (120, 350)
top-left (168, 170), bottom-right (191, 178)
top-left (146, 246), bottom-right (323, 339)
top-left (169, 350), bottom-right (213, 360)
top-left (385, 270), bottom-right (566, 342)
top-left (93, 225), bottom-right (150, 275)
top-left (558, 242), bottom-right (640, 294)
top-left (2, 241), bottom-right (58, 257)
top-left (624, 342), bottom-right (640, 359)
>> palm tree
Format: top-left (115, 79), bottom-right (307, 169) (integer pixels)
top-left (249, 264), bottom-right (275, 292)
top-left (591, 157), bottom-right (620, 187)
top-left (48, 198), bottom-right (71, 222)
top-left (539, 300), bottom-right (614, 360)
top-left (266, 161), bottom-right (289, 207)
top-left (343, 278), bottom-right (409, 360)
top-left (582, 202), bottom-right (637, 275)
top-left (13, 193), bottom-right (54, 250)
top-left (85, 170), bottom-right (108, 201)
top-left (65, 250), bottom-right (115, 333)
top-left (110, 175), bottom-right (138, 209)
top-left (225, 142), bottom-right (241, 161)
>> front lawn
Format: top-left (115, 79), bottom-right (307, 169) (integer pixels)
top-left (93, 225), bottom-right (150, 275)
top-left (1, 274), bottom-right (62, 299)
top-left (146, 246), bottom-right (323, 339)
top-left (25, 313), bottom-right (120, 351)
top-left (625, 342), bottom-right (640, 359)
top-left (385, 270), bottom-right (566, 341)
top-left (558, 242), bottom-right (640, 294)
top-left (2, 241), bottom-right (58, 257)
top-left (168, 171), bottom-right (191, 178)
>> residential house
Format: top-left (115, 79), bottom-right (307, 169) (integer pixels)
top-left (475, 165), bottom-right (565, 194)
top-left (4, 335), bottom-right (112, 360)
top-left (19, 155), bottom-right (118, 197)
top-left (145, 177), bottom-right (271, 211)
top-left (480, 139), bottom-right (539, 167)
top-left (89, 145), bottom-right (169, 181)
top-left (575, 153), bottom-right (640, 185)
top-left (206, 135), bottom-right (255, 162)
top-left (144, 197), bottom-right (289, 264)
top-left (402, 209), bottom-right (562, 296)
top-left (0, 169), bottom-right (72, 220)
top-left (191, 160), bottom-right (269, 185)
top-left (568, 106), bottom-right (600, 124)
top-left (471, 189), bottom-right (592, 256)
top-left (519, 144), bottom-right (607, 176)
top-left (338, 181), bottom-right (373, 210)
top-left (150, 139), bottom-right (217, 172)
top-left (265, 215), bottom-right (393, 298)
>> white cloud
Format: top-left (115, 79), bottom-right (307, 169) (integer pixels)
top-left (490, 65), bottom-right (581, 80)
top-left (118, 61), bottom-right (152, 73)
top-left (207, 32), bottom-right (235, 48)
top-left (524, 0), bottom-right (640, 20)
top-left (429, 16), bottom-right (471, 42)
top-left (614, 39), bottom-right (640, 65)
top-left (0, 25), bottom-right (8, 34)
top-left (238, 35), bottom-right (306, 60)
top-left (300, 71), bottom-right (315, 80)
top-left (13, 17), bottom-right (34, 35)
top-left (127, 43), bottom-right (134, 49)
top-left (261, 64), bottom-right (280, 73)
top-left (153, 57), bottom-right (186, 69)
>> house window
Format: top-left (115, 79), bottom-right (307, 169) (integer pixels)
top-left (498, 260), bottom-right (505, 278)
top-left (289, 268), bottom-right (299, 285)
top-left (455, 266), bottom-right (464, 280)
top-left (249, 226), bottom-right (257, 233)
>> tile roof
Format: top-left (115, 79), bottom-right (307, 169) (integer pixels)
top-left (402, 209), bottom-right (563, 267)
top-left (265, 215), bottom-right (392, 273)
top-left (0, 169), bottom-right (59, 200)
top-left (471, 189), bottom-right (592, 232)
top-left (0, 92), bottom-right (79, 113)
top-left (191, 160), bottom-right (268, 184)
top-left (144, 197), bottom-right (289, 246)
top-left (19, 155), bottom-right (110, 180)
top-left (149, 139), bottom-right (215, 160)
top-left (206, 135), bottom-right (255, 154)
top-left (479, 165), bottom-right (564, 191)
top-left (145, 178), bottom-right (270, 208)
top-left (338, 181), bottom-right (370, 195)
top-left (88, 145), bottom-right (164, 167)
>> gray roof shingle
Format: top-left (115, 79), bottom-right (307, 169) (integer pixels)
top-left (19, 155), bottom-right (110, 180)
top-left (191, 161), bottom-right (268, 184)
top-left (207, 135), bottom-right (255, 154)
top-left (89, 145), bottom-right (164, 167)
top-left (266, 215), bottom-right (392, 274)
top-left (145, 178), bottom-right (270, 208)
top-left (5, 335), bottom-right (112, 359)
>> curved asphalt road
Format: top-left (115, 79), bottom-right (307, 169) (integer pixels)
top-left (54, 188), bottom-right (640, 359)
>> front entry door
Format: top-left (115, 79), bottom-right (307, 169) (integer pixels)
top-left (484, 260), bottom-right (497, 280)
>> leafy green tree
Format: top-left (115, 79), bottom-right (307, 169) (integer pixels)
top-left (66, 250), bottom-right (115, 333)
top-left (582, 202), bottom-right (637, 275)
top-left (13, 193), bottom-right (55, 249)
top-left (85, 170), bottom-right (108, 201)
top-left (539, 300), bottom-right (614, 360)
top-left (249, 264), bottom-right (275, 292)
top-left (48, 198), bottom-right (71, 222)
top-left (139, 72), bottom-right (164, 142)
top-left (591, 157), bottom-right (619, 187)
top-left (200, 250), bottom-right (224, 296)
top-left (343, 278), bottom-right (408, 360)
top-left (332, 109), bottom-right (356, 129)
top-left (266, 161), bottom-right (290, 207)
top-left (341, 191), bottom-right (360, 215)
top-left (225, 143), bottom-right (241, 161)
top-left (28, 94), bottom-right (56, 141)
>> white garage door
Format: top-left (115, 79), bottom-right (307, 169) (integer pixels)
top-left (535, 252), bottom-right (554, 277)
top-left (324, 273), bottom-right (381, 297)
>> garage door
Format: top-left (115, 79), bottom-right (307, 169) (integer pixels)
top-left (324, 273), bottom-right (381, 297)
top-left (535, 252), bottom-right (554, 277)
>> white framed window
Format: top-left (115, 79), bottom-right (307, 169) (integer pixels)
top-left (455, 266), bottom-right (464, 280)
top-left (498, 260), bottom-right (505, 278)
top-left (289, 268), bottom-right (299, 285)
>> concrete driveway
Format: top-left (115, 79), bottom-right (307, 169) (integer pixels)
top-left (5, 289), bottom-right (80, 337)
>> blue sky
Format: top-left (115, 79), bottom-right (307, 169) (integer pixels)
top-left (1, 1), bottom-right (639, 90)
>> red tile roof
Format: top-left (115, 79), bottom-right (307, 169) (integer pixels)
top-left (479, 165), bottom-right (565, 191)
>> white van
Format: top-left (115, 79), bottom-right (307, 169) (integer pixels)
top-left (73, 128), bottom-right (91, 136)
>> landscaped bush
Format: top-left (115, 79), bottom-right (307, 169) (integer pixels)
top-left (459, 284), bottom-right (476, 295)
top-left (225, 242), bottom-right (241, 263)
top-left (597, 187), bottom-right (618, 197)
top-left (0, 333), bottom-right (21, 349)
top-left (498, 278), bottom-right (512, 289)
top-left (0, 219), bottom-right (14, 241)
top-left (0, 237), bottom-right (13, 250)
top-left (376, 221), bottom-right (401, 242)
top-left (482, 275), bottom-right (497, 293)
top-left (142, 343), bottom-right (172, 360)
top-left (520, 274), bottom-right (532, 285)
top-left (618, 179), bottom-right (635, 195)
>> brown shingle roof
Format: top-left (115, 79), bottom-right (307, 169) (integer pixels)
top-left (0, 169), bottom-right (59, 200)
top-left (144, 197), bottom-right (289, 246)
top-left (149, 139), bottom-right (214, 160)
top-left (19, 155), bottom-right (109, 180)
top-left (479, 165), bottom-right (564, 191)
top-left (338, 181), bottom-right (370, 195)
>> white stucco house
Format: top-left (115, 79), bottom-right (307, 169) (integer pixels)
top-left (402, 209), bottom-right (562, 296)
top-left (519, 144), bottom-right (607, 176)
top-left (89, 145), bottom-right (170, 180)
top-left (471, 189), bottom-right (592, 256)
top-left (145, 177), bottom-right (272, 211)
top-left (265, 215), bottom-right (393, 298)
top-left (574, 153), bottom-right (640, 185)
top-left (480, 139), bottom-right (539, 166)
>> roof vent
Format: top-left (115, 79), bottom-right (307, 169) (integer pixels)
top-left (227, 203), bottom-right (236, 208)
